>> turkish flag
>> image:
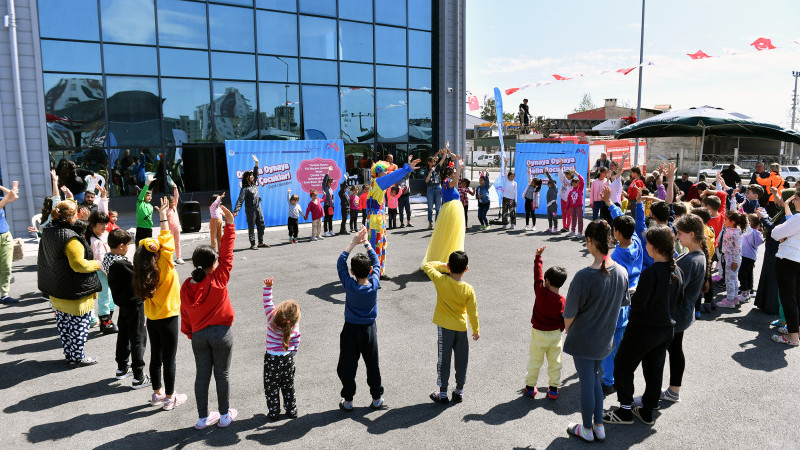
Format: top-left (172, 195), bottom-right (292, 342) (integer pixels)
top-left (468, 95), bottom-right (479, 111)
top-left (751, 37), bottom-right (776, 51)
top-left (552, 74), bottom-right (572, 81)
top-left (616, 67), bottom-right (636, 75)
top-left (505, 87), bottom-right (520, 95)
top-left (687, 50), bottom-right (711, 59)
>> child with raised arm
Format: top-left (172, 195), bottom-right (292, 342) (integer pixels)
top-left (567, 173), bottom-right (586, 237)
top-left (349, 186), bottom-right (360, 232)
top-left (287, 189), bottom-right (302, 244)
top-left (164, 183), bottom-right (184, 264)
top-left (322, 168), bottom-right (335, 237)
top-left (304, 190), bottom-right (324, 241)
top-left (336, 227), bottom-right (385, 411)
top-left (135, 173), bottom-right (155, 245)
top-left (524, 246), bottom-right (567, 400)
top-left (544, 169), bottom-right (559, 233)
top-left (738, 213), bottom-right (763, 302)
top-left (716, 211), bottom-right (747, 308)
top-left (423, 250), bottom-right (479, 404)
top-left (262, 277), bottom-right (301, 420)
top-left (457, 179), bottom-right (475, 228)
top-left (338, 178), bottom-right (350, 235)
top-left (386, 186), bottom-right (402, 230)
top-left (208, 192), bottom-right (225, 252)
top-left (476, 172), bottom-right (491, 230)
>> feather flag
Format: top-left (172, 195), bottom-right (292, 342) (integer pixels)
top-left (687, 50), bottom-right (711, 59)
top-left (468, 95), bottom-right (479, 111)
top-left (505, 87), bottom-right (520, 95)
top-left (493, 87), bottom-right (506, 198)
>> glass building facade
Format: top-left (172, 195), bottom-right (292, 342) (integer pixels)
top-left (37, 0), bottom-right (433, 195)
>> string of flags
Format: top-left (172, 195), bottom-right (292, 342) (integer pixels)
top-left (469, 36), bottom-right (799, 111)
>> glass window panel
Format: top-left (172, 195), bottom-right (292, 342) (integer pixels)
top-left (160, 48), bottom-right (209, 78)
top-left (340, 62), bottom-right (373, 87)
top-left (41, 40), bottom-right (102, 73)
top-left (104, 44), bottom-right (157, 75)
top-left (375, 0), bottom-right (406, 26)
top-left (409, 68), bottom-right (431, 90)
top-left (338, 0), bottom-right (372, 22)
top-left (301, 85), bottom-right (340, 140)
top-left (257, 0), bottom-right (296, 12)
top-left (376, 65), bottom-right (406, 89)
top-left (300, 59), bottom-right (337, 85)
top-left (105, 76), bottom-right (162, 147)
top-left (256, 10), bottom-right (298, 56)
top-left (43, 73), bottom-right (105, 149)
top-left (157, 0), bottom-right (208, 49)
top-left (376, 89), bottom-right (407, 142)
top-left (212, 52), bottom-right (256, 80)
top-left (408, 30), bottom-right (431, 68)
top-left (161, 78), bottom-right (212, 143)
top-left (338, 21), bottom-right (372, 63)
top-left (259, 83), bottom-right (300, 138)
top-left (215, 0), bottom-right (253, 6)
top-left (38, 0), bottom-right (99, 40)
top-left (258, 56), bottom-right (299, 83)
top-left (212, 81), bottom-right (258, 141)
top-left (408, 0), bottom-right (432, 30)
top-left (340, 88), bottom-right (374, 144)
top-left (299, 0), bottom-right (336, 16)
top-left (408, 90), bottom-right (432, 143)
top-left (375, 26), bottom-right (405, 65)
top-left (299, 16), bottom-right (336, 59)
top-left (100, 0), bottom-right (156, 45)
top-left (209, 4), bottom-right (255, 52)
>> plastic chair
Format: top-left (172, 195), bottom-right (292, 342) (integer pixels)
top-left (84, 174), bottom-right (106, 193)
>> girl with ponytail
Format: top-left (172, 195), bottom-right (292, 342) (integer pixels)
top-left (261, 277), bottom-right (302, 421)
top-left (717, 211), bottom-right (746, 309)
top-left (180, 203), bottom-right (238, 429)
top-left (563, 220), bottom-right (629, 442)
top-left (604, 225), bottom-right (684, 427)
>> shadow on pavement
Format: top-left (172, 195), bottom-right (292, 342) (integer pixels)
top-left (27, 403), bottom-right (157, 443)
top-left (0, 359), bottom-right (72, 390)
top-left (356, 401), bottom-right (448, 434)
top-left (720, 308), bottom-right (790, 371)
top-left (462, 378), bottom-right (580, 426)
top-left (545, 425), bottom-right (656, 448)
top-left (246, 409), bottom-right (365, 445)
top-left (383, 270), bottom-right (429, 291)
top-left (306, 280), bottom-right (344, 305)
top-left (6, 378), bottom-right (123, 413)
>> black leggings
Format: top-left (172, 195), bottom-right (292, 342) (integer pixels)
top-left (738, 257), bottom-right (755, 292)
top-left (524, 198), bottom-right (536, 226)
top-left (350, 210), bottom-right (359, 231)
top-left (287, 217), bottom-right (298, 239)
top-left (147, 316), bottom-right (179, 395)
top-left (776, 258), bottom-right (800, 334)
top-left (324, 213), bottom-right (334, 232)
top-left (667, 330), bottom-right (685, 387)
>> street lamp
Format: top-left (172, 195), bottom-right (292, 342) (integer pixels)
top-left (276, 57), bottom-right (290, 133)
top-left (634, 0), bottom-right (645, 166)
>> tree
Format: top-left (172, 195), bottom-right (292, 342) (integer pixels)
top-left (480, 98), bottom-right (519, 123)
top-left (573, 93), bottom-right (597, 113)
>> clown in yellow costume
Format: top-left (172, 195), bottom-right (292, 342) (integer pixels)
top-left (367, 158), bottom-right (421, 276)
top-left (421, 155), bottom-right (466, 268)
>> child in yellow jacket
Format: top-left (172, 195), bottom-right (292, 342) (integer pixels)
top-left (422, 250), bottom-right (479, 405)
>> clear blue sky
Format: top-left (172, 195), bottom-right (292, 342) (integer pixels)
top-left (466, 0), bottom-right (800, 125)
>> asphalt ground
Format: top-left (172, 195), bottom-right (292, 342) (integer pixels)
top-left (1, 206), bottom-right (798, 449)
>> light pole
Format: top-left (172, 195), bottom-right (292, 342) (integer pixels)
top-left (791, 71), bottom-right (799, 162)
top-left (633, 0), bottom-right (645, 166)
top-left (276, 57), bottom-right (290, 132)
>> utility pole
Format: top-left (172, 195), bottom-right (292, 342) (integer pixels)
top-left (633, 0), bottom-right (645, 166)
top-left (791, 71), bottom-right (799, 163)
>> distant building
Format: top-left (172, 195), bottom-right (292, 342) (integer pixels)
top-left (568, 98), bottom-right (664, 121)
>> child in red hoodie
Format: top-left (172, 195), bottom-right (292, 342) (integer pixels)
top-left (304, 190), bottom-right (324, 241)
top-left (180, 204), bottom-right (237, 429)
top-left (524, 246), bottom-right (567, 400)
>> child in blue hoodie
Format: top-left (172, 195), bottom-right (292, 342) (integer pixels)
top-left (476, 172), bottom-right (491, 230)
top-left (599, 185), bottom-right (645, 393)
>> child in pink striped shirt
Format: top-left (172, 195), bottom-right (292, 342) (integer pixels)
top-left (262, 277), bottom-right (301, 420)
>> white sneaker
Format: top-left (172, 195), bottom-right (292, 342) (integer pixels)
top-left (524, 226), bottom-right (530, 231)
top-left (311, 236), bottom-right (318, 241)
top-left (175, 258), bottom-right (185, 265)
top-left (567, 231), bottom-right (574, 236)
top-left (576, 232), bottom-right (583, 238)
top-left (531, 227), bottom-right (537, 232)
top-left (318, 234), bottom-right (325, 240)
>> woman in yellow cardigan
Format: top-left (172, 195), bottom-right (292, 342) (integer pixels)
top-left (37, 200), bottom-right (102, 365)
top-left (134, 197), bottom-right (185, 411)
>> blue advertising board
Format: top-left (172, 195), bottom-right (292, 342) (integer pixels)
top-left (224, 140), bottom-right (346, 229)
top-left (514, 143), bottom-right (590, 215)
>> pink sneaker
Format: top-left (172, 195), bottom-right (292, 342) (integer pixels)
top-left (711, 274), bottom-right (723, 283)
top-left (717, 299), bottom-right (737, 309)
top-left (162, 393), bottom-right (187, 411)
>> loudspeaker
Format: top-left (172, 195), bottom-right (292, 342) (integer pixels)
top-left (181, 201), bottom-right (202, 233)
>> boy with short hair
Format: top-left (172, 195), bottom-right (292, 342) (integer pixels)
top-left (524, 246), bottom-right (567, 400)
top-left (423, 250), bottom-right (480, 404)
top-left (136, 173), bottom-right (155, 245)
top-left (336, 227), bottom-right (385, 411)
top-left (104, 228), bottom-right (150, 389)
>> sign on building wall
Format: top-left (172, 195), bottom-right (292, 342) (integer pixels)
top-left (224, 140), bottom-right (346, 229)
top-left (514, 143), bottom-right (590, 215)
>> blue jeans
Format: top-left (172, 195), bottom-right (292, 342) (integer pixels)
top-left (601, 305), bottom-right (630, 387)
top-left (427, 185), bottom-right (442, 223)
top-left (592, 200), bottom-right (604, 221)
top-left (477, 202), bottom-right (490, 226)
top-left (573, 356), bottom-right (604, 428)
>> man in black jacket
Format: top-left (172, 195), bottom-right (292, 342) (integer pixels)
top-left (104, 229), bottom-right (150, 389)
top-left (720, 164), bottom-right (741, 188)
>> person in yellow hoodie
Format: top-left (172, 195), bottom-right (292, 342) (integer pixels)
top-left (38, 200), bottom-right (102, 366)
top-left (422, 250), bottom-right (479, 405)
top-left (133, 197), bottom-right (185, 411)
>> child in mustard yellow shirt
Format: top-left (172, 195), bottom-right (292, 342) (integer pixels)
top-left (133, 197), bottom-right (185, 411)
top-left (422, 251), bottom-right (479, 405)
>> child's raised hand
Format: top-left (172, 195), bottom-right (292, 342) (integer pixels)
top-left (264, 277), bottom-right (274, 287)
top-left (636, 186), bottom-right (644, 203)
top-left (220, 192), bottom-right (226, 199)
top-left (536, 246), bottom-right (546, 256)
top-left (601, 185), bottom-right (612, 204)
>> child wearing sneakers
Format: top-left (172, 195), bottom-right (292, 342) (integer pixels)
top-left (304, 190), bottom-right (324, 241)
top-left (386, 186), bottom-right (402, 230)
top-left (544, 169), bottom-right (559, 233)
top-left (738, 213), bottom-right (763, 302)
top-left (717, 211), bottom-right (746, 308)
top-left (349, 186), bottom-right (360, 232)
top-left (567, 174), bottom-right (585, 237)
top-left (262, 277), bottom-right (301, 420)
top-left (422, 251), bottom-right (480, 404)
top-left (524, 246), bottom-right (566, 400)
top-left (457, 179), bottom-right (475, 228)
top-left (476, 173), bottom-right (491, 230)
top-left (104, 229), bottom-right (150, 390)
top-left (287, 189), bottom-right (303, 244)
top-left (336, 227), bottom-right (385, 411)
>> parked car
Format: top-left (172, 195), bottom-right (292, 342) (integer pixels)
top-left (781, 165), bottom-right (800, 182)
top-left (473, 153), bottom-right (500, 167)
top-left (698, 164), bottom-right (751, 180)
